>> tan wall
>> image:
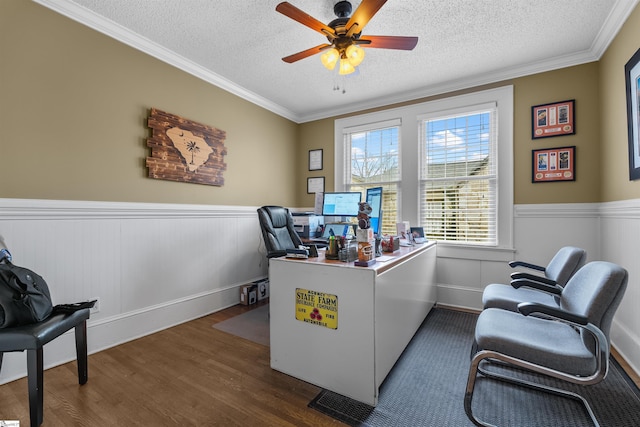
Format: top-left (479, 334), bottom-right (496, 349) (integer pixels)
top-left (299, 64), bottom-right (601, 205)
top-left (297, 118), bottom-right (335, 207)
top-left (600, 5), bottom-right (640, 202)
top-left (3, 1), bottom-right (639, 209)
top-left (0, 0), bottom-right (299, 207)
top-left (512, 63), bottom-right (600, 204)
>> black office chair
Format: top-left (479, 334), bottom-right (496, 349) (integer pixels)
top-left (0, 308), bottom-right (91, 427)
top-left (465, 261), bottom-right (628, 427)
top-left (257, 206), bottom-right (303, 259)
top-left (482, 246), bottom-right (586, 312)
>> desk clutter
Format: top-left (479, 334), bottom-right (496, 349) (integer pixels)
top-left (326, 235), bottom-right (358, 262)
top-left (288, 203), bottom-right (429, 268)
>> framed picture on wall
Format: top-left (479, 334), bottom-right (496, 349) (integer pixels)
top-left (309, 149), bottom-right (323, 171)
top-left (307, 176), bottom-right (325, 194)
top-left (531, 100), bottom-right (575, 139)
top-left (532, 146), bottom-right (575, 183)
top-left (625, 47), bottom-right (640, 180)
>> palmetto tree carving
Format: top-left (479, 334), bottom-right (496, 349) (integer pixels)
top-left (186, 141), bottom-right (200, 165)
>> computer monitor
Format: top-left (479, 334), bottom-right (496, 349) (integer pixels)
top-left (366, 187), bottom-right (383, 236)
top-left (322, 192), bottom-right (362, 217)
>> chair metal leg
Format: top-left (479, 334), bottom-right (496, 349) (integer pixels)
top-left (465, 350), bottom-right (600, 427)
top-left (26, 347), bottom-right (44, 427)
top-left (465, 350), bottom-right (492, 426)
top-left (75, 320), bottom-right (88, 384)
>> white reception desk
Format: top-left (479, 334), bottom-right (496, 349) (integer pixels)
top-left (269, 242), bottom-right (437, 406)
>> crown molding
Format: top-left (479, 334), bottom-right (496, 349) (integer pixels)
top-left (590, 0), bottom-right (640, 58)
top-left (33, 0), bottom-right (299, 122)
top-left (34, 0), bottom-right (640, 124)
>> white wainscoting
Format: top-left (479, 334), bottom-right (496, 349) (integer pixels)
top-left (435, 201), bottom-right (640, 377)
top-left (2, 199), bottom-right (639, 382)
top-left (599, 199), bottom-right (640, 376)
top-left (0, 198), bottom-right (268, 384)
top-left (435, 203), bottom-right (601, 310)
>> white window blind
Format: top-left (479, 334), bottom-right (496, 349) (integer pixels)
top-left (343, 121), bottom-right (401, 235)
top-left (419, 105), bottom-right (498, 245)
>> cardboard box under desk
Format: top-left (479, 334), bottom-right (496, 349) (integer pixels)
top-left (240, 284), bottom-right (257, 305)
top-left (255, 279), bottom-right (269, 301)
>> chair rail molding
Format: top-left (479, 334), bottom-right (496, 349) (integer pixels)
top-left (0, 198), bottom-right (267, 384)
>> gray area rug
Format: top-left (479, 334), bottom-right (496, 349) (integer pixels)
top-left (212, 304), bottom-right (269, 346)
top-left (309, 308), bottom-right (640, 426)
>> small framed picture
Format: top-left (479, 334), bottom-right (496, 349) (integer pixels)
top-left (625, 47), bottom-right (640, 180)
top-left (532, 146), bottom-right (575, 183)
top-left (410, 227), bottom-right (425, 238)
top-left (531, 100), bottom-right (575, 139)
top-left (307, 176), bottom-right (325, 193)
top-left (309, 149), bottom-right (323, 171)
top-left (410, 227), bottom-right (427, 243)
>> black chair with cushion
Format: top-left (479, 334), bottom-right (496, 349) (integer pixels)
top-left (465, 261), bottom-right (628, 427)
top-left (257, 206), bottom-right (303, 259)
top-left (482, 246), bottom-right (586, 312)
top-left (0, 308), bottom-right (91, 427)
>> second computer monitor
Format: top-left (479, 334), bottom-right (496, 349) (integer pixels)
top-left (366, 187), bottom-right (383, 236)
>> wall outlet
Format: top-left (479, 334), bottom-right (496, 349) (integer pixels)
top-left (90, 297), bottom-right (100, 314)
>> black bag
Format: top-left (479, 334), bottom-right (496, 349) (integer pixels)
top-left (0, 260), bottom-right (53, 328)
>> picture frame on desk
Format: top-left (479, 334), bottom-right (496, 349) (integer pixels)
top-left (410, 227), bottom-right (427, 244)
top-left (307, 176), bottom-right (325, 194)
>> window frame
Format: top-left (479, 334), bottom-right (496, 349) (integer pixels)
top-left (335, 86), bottom-right (513, 257)
top-left (419, 104), bottom-right (497, 245)
top-left (342, 119), bottom-right (402, 234)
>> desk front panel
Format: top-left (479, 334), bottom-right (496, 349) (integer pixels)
top-left (269, 242), bottom-right (436, 406)
top-left (270, 259), bottom-right (377, 404)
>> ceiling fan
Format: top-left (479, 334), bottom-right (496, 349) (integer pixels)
top-left (276, 0), bottom-right (418, 75)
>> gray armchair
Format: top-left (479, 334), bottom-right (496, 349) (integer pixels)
top-left (465, 261), bottom-right (628, 427)
top-left (257, 206), bottom-right (303, 259)
top-left (482, 246), bottom-right (586, 312)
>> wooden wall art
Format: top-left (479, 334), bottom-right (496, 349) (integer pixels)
top-left (146, 108), bottom-right (227, 186)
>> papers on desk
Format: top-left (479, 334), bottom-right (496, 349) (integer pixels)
top-left (375, 255), bottom-right (396, 262)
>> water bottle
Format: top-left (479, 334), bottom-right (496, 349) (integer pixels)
top-left (0, 235), bottom-right (12, 263)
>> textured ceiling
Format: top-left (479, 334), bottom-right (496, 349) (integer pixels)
top-left (36, 0), bottom-right (639, 123)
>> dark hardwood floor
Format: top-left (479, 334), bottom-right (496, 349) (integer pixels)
top-left (1, 302), bottom-right (638, 426)
top-left (0, 301), bottom-right (344, 426)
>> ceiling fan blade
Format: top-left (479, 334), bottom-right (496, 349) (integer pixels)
top-left (345, 0), bottom-right (387, 37)
top-left (276, 2), bottom-right (335, 37)
top-left (282, 44), bottom-right (331, 63)
top-left (358, 35), bottom-right (419, 50)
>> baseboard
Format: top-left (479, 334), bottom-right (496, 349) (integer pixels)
top-left (0, 285), bottom-right (247, 385)
top-left (436, 284), bottom-right (483, 311)
top-left (611, 318), bottom-right (640, 381)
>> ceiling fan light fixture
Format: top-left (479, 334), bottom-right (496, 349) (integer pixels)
top-left (338, 58), bottom-right (356, 75)
top-left (320, 48), bottom-right (340, 70)
top-left (345, 44), bottom-right (365, 67)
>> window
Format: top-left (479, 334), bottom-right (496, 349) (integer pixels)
top-left (342, 120), bottom-right (400, 235)
top-left (420, 107), bottom-right (497, 244)
top-left (335, 86), bottom-right (513, 252)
